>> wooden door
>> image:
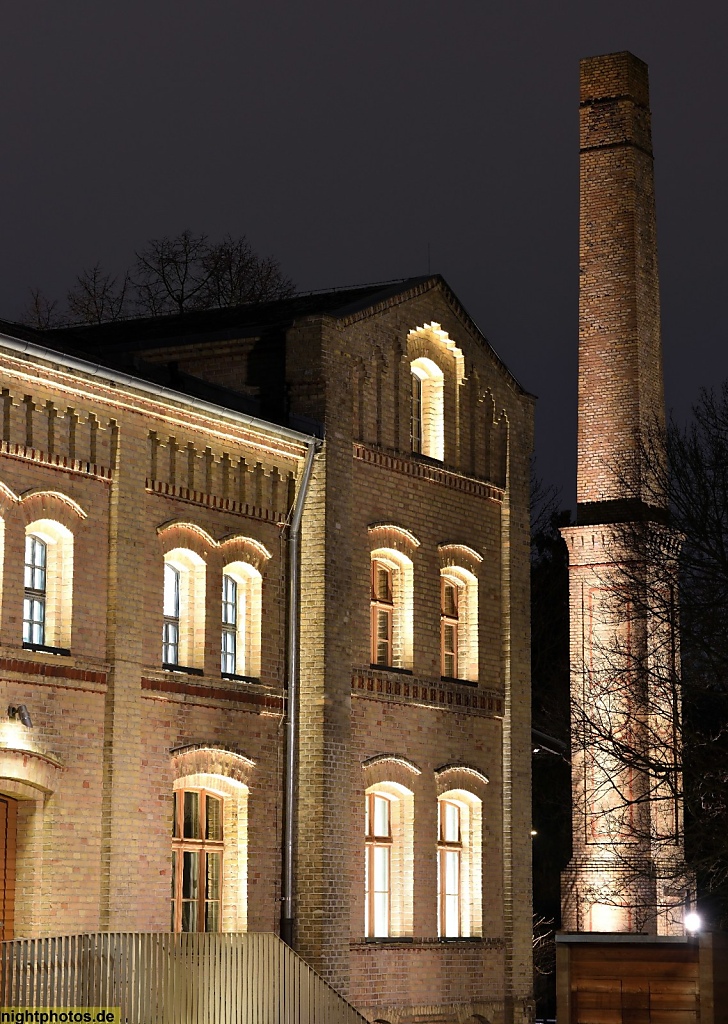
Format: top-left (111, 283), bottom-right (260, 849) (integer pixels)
top-left (0, 797), bottom-right (17, 941)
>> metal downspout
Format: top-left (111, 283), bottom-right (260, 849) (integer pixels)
top-left (281, 438), bottom-right (319, 946)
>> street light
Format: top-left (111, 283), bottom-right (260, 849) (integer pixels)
top-left (684, 911), bottom-right (701, 935)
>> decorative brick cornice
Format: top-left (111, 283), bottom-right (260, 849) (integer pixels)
top-left (141, 675), bottom-right (283, 712)
top-left (0, 656), bottom-right (107, 685)
top-left (0, 441), bottom-right (111, 480)
top-left (146, 479), bottom-right (288, 524)
top-left (353, 444), bottom-right (503, 501)
top-left (352, 668), bottom-right (503, 717)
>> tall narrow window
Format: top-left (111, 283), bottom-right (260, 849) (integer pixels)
top-left (163, 563), bottom-right (180, 665)
top-left (371, 561), bottom-right (393, 666)
top-left (23, 535), bottom-right (47, 646)
top-left (438, 799), bottom-right (462, 937)
top-left (441, 579), bottom-right (459, 678)
top-left (365, 792), bottom-right (392, 937)
top-left (410, 357), bottom-right (444, 461)
top-left (221, 561), bottom-right (262, 679)
top-left (171, 789), bottom-right (224, 932)
top-left (411, 372), bottom-right (422, 453)
top-left (439, 561), bottom-right (479, 682)
top-left (221, 574), bottom-right (238, 674)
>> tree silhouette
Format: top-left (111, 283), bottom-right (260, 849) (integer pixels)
top-left (21, 230), bottom-right (294, 327)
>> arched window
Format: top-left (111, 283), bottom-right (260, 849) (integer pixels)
top-left (23, 535), bottom-right (46, 646)
top-left (437, 790), bottom-right (483, 937)
top-left (171, 753), bottom-right (252, 934)
top-left (365, 791), bottom-right (391, 937)
top-left (370, 549), bottom-right (414, 670)
top-left (364, 781), bottom-right (414, 938)
top-left (440, 566), bottom-right (478, 682)
top-left (163, 563), bottom-right (181, 665)
top-left (163, 548), bottom-right (206, 670)
top-left (24, 520), bottom-right (74, 651)
top-left (171, 787), bottom-right (224, 932)
top-left (220, 561), bottom-right (262, 678)
top-left (410, 357), bottom-right (444, 461)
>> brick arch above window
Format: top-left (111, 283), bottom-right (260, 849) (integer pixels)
top-left (367, 523), bottom-right (420, 559)
top-left (218, 535), bottom-right (272, 574)
top-left (438, 543), bottom-right (484, 578)
top-left (170, 744), bottom-right (255, 789)
top-left (362, 754), bottom-right (422, 790)
top-left (0, 747), bottom-right (63, 797)
top-left (435, 763), bottom-right (489, 802)
top-left (157, 521), bottom-right (214, 561)
top-left (18, 490), bottom-right (87, 533)
top-left (406, 322), bottom-right (465, 387)
top-left (0, 481), bottom-right (19, 516)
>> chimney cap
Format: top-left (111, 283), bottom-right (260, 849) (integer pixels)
top-left (580, 51), bottom-right (650, 107)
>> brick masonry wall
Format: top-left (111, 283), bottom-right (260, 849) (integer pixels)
top-left (0, 277), bottom-right (535, 1024)
top-left (289, 282), bottom-right (534, 1019)
top-left (0, 349), bottom-right (306, 938)
top-left (577, 51), bottom-right (666, 511)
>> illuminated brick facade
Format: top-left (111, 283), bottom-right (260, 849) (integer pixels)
top-left (0, 276), bottom-right (534, 1023)
top-left (562, 53), bottom-right (689, 936)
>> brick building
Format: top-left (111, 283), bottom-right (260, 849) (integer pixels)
top-left (0, 274), bottom-right (534, 1022)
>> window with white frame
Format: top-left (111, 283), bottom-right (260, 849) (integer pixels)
top-left (410, 357), bottom-right (444, 461)
top-left (162, 549), bottom-right (206, 670)
top-left (369, 549), bottom-right (414, 670)
top-left (23, 535), bottom-right (47, 646)
top-left (163, 563), bottom-right (181, 665)
top-left (438, 799), bottom-right (462, 936)
top-left (437, 790), bottom-right (483, 937)
top-left (221, 574), bottom-right (238, 674)
top-left (364, 781), bottom-right (413, 938)
top-left (365, 791), bottom-right (391, 937)
top-left (23, 520), bottom-right (74, 650)
top-left (220, 562), bottom-right (262, 678)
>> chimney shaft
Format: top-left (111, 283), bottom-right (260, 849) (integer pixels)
top-left (577, 51), bottom-right (666, 522)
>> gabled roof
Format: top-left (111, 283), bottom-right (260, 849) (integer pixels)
top-left (0, 274), bottom-right (530, 399)
top-left (46, 278), bottom-right (435, 355)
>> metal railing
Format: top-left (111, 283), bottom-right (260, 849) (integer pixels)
top-left (0, 932), bottom-right (367, 1024)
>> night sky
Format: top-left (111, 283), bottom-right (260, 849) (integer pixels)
top-left (1, 3), bottom-right (725, 506)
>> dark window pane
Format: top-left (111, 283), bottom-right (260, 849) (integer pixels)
top-left (182, 850), bottom-right (199, 899)
top-left (181, 901), bottom-right (197, 932)
top-left (183, 792), bottom-right (200, 839)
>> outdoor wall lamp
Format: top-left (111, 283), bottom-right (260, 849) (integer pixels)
top-left (8, 704), bottom-right (32, 728)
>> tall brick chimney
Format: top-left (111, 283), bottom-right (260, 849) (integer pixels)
top-left (561, 53), bottom-right (690, 936)
top-left (577, 51), bottom-right (666, 523)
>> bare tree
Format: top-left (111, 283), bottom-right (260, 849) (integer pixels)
top-left (21, 289), bottom-right (65, 329)
top-left (67, 264), bottom-right (129, 324)
top-left (569, 384), bottom-right (728, 925)
top-left (20, 230), bottom-right (295, 327)
top-left (133, 230), bottom-right (213, 316)
top-left (201, 234), bottom-right (294, 306)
